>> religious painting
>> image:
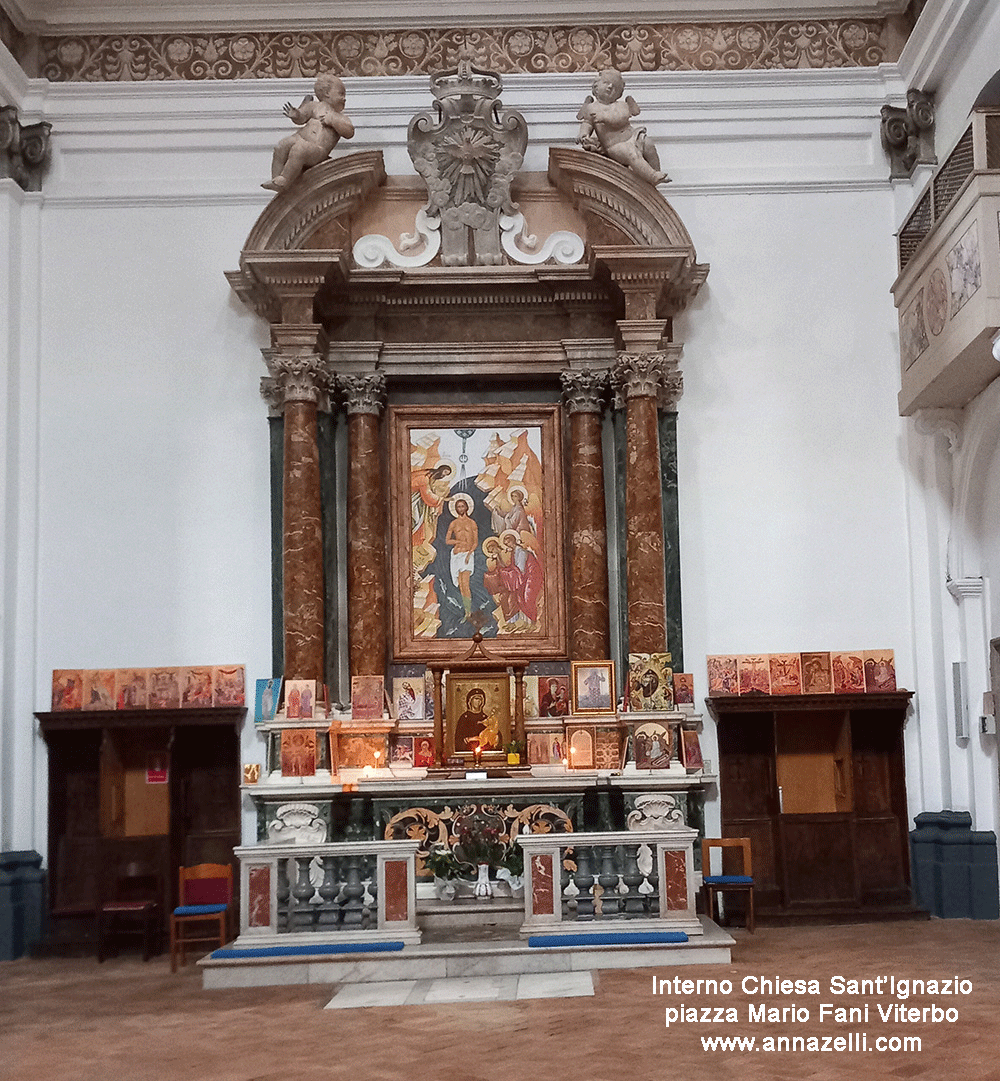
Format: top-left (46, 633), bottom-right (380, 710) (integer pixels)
top-left (536, 673), bottom-right (570, 718)
top-left (284, 679), bottom-right (316, 720)
top-left (413, 735), bottom-right (436, 768)
top-left (527, 731), bottom-right (565, 764)
top-left (631, 721), bottom-right (673, 769)
top-left (339, 734), bottom-right (386, 770)
top-left (389, 404), bottom-right (566, 661)
top-left (51, 670), bottom-right (85, 711)
top-left (280, 728), bottom-right (316, 777)
top-left (864, 650), bottom-right (896, 692)
top-left (737, 655), bottom-right (770, 696)
top-left (243, 763), bottom-right (261, 785)
top-left (445, 672), bottom-right (511, 757)
top-left (768, 653), bottom-right (802, 696)
top-left (423, 669), bottom-right (435, 720)
top-left (213, 664), bottom-right (246, 707)
top-left (115, 668), bottom-right (147, 710)
top-left (351, 675), bottom-right (384, 721)
top-left (392, 677), bottom-right (425, 721)
top-left (706, 656), bottom-right (738, 696)
top-left (832, 652), bottom-right (866, 694)
top-left (628, 653), bottom-right (674, 711)
top-left (565, 724), bottom-right (596, 768)
top-left (572, 661), bottom-right (615, 714)
top-left (679, 729), bottom-right (704, 771)
top-left (181, 666), bottom-right (215, 709)
top-left (800, 652), bottom-right (833, 694)
top-left (673, 673), bottom-right (694, 706)
top-left (82, 670), bottom-right (116, 711)
top-left (148, 667), bottom-right (181, 709)
top-left (255, 678), bottom-right (281, 723)
top-left (390, 735), bottom-right (415, 767)
top-left (521, 675), bottom-right (540, 719)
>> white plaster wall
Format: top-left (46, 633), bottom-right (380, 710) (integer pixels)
top-left (3, 64), bottom-right (924, 854)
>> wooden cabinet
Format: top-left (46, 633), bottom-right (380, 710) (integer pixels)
top-left (707, 692), bottom-right (915, 919)
top-left (38, 708), bottom-right (243, 940)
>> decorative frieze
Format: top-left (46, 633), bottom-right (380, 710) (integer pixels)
top-left (561, 369), bottom-right (608, 414)
top-left (0, 106), bottom-right (52, 192)
top-left (341, 372), bottom-right (387, 416)
top-left (29, 20), bottom-right (900, 82)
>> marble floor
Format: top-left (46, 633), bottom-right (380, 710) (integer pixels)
top-left (3, 918), bottom-right (999, 1081)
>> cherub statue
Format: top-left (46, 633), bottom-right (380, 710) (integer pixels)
top-left (577, 69), bottom-right (669, 186)
top-left (262, 73), bottom-right (355, 192)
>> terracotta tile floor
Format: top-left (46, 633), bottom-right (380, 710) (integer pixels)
top-left (2, 919), bottom-right (998, 1081)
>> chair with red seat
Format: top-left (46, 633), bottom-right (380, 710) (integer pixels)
top-left (97, 871), bottom-right (161, 962)
top-left (169, 863), bottom-right (233, 972)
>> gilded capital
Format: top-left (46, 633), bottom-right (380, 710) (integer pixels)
top-left (611, 352), bottom-right (665, 401)
top-left (561, 369), bottom-right (608, 414)
top-left (261, 349), bottom-right (333, 408)
top-left (342, 372), bottom-right (387, 416)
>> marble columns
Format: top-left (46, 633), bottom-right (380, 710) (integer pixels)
top-left (561, 370), bottom-right (610, 660)
top-left (343, 373), bottom-right (388, 678)
top-left (613, 351), bottom-right (668, 655)
top-left (262, 331), bottom-right (332, 684)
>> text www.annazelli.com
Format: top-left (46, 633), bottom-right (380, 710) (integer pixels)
top-left (700, 1034), bottom-right (922, 1052)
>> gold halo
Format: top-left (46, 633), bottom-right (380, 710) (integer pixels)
top-left (482, 536), bottom-right (503, 556)
top-left (447, 493), bottom-right (474, 517)
top-left (507, 484), bottom-right (528, 504)
top-left (499, 529), bottom-right (520, 549)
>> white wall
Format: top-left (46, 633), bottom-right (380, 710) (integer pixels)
top-left (2, 61), bottom-right (926, 853)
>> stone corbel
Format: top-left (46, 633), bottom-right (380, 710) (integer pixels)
top-left (0, 106), bottom-right (52, 192)
top-left (880, 89), bottom-right (935, 180)
top-left (914, 407), bottom-right (962, 454)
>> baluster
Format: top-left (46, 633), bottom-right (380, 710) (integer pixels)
top-left (560, 849), bottom-right (574, 921)
top-left (276, 857), bottom-right (290, 932)
top-left (290, 856), bottom-right (316, 931)
top-left (316, 855), bottom-right (340, 928)
top-left (645, 844), bottom-right (660, 917)
top-left (598, 846), bottom-right (620, 919)
top-left (342, 853), bottom-right (365, 927)
top-left (574, 846), bottom-right (595, 920)
top-left (365, 856), bottom-right (378, 926)
top-left (622, 844), bottom-right (645, 916)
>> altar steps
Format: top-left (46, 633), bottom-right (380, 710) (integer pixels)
top-left (198, 914), bottom-right (734, 990)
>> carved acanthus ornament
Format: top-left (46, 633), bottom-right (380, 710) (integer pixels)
top-left (341, 372), bottom-right (387, 416)
top-left (561, 369), bottom-right (608, 414)
top-left (0, 106), bottom-right (51, 192)
top-left (612, 352), bottom-right (666, 401)
top-left (261, 350), bottom-right (334, 409)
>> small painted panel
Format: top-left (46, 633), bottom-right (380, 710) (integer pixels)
top-left (900, 288), bottom-right (929, 370)
top-left (247, 865), bottom-right (271, 928)
top-left (664, 849), bottom-right (688, 911)
top-left (946, 222), bottom-right (981, 318)
top-left (530, 852), bottom-right (556, 917)
top-left (383, 859), bottom-right (409, 923)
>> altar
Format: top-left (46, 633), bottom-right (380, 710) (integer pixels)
top-left (215, 57), bottom-right (717, 985)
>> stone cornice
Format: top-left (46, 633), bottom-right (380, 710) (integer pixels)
top-left (6, 16), bottom-right (904, 80)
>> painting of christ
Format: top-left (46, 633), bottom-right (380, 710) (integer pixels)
top-left (390, 405), bottom-right (566, 661)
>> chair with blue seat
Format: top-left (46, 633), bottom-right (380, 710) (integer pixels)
top-left (701, 837), bottom-right (754, 933)
top-left (169, 862), bottom-right (233, 972)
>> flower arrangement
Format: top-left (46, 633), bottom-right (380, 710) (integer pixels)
top-left (453, 814), bottom-right (505, 868)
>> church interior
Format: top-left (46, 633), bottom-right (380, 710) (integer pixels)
top-left (2, 0), bottom-right (1000, 1071)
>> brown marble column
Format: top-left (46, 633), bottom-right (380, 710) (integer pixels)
top-left (561, 369), bottom-right (610, 660)
top-left (343, 373), bottom-right (387, 679)
top-left (262, 335), bottom-right (331, 684)
top-left (613, 352), bottom-right (667, 655)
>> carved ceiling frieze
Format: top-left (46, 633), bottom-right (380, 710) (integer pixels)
top-left (20, 19), bottom-right (899, 81)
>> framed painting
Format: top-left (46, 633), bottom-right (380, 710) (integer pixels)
top-left (389, 404), bottom-right (566, 661)
top-left (445, 672), bottom-right (511, 759)
top-left (351, 675), bottom-right (384, 721)
top-left (571, 661), bottom-right (616, 715)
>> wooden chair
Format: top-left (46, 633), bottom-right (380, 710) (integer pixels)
top-left (702, 837), bottom-right (754, 933)
top-left (97, 872), bottom-right (161, 962)
top-left (169, 863), bottom-right (233, 972)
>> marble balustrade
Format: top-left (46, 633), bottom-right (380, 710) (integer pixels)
top-left (233, 839), bottom-right (422, 947)
top-left (517, 828), bottom-right (701, 938)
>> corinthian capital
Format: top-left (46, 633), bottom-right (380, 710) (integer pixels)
top-left (261, 349), bottom-right (333, 408)
top-left (341, 372), bottom-right (387, 416)
top-left (560, 369), bottom-right (608, 414)
top-left (611, 352), bottom-right (665, 402)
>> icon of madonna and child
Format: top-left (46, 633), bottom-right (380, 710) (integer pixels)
top-left (410, 424), bottom-right (546, 642)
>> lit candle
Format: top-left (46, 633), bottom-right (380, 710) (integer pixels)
top-left (472, 743), bottom-right (483, 767)
top-left (373, 749), bottom-right (382, 770)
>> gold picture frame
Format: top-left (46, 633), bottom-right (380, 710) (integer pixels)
top-left (389, 403), bottom-right (566, 661)
top-left (445, 671), bottom-right (512, 760)
top-left (571, 660), bottom-right (616, 715)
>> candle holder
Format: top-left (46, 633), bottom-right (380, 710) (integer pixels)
top-left (472, 744), bottom-right (483, 768)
